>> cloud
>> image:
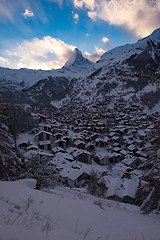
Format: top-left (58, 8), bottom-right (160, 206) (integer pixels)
top-left (47, 0), bottom-right (63, 8)
top-left (74, 0), bottom-right (96, 11)
top-left (0, 0), bottom-right (47, 24)
top-left (102, 37), bottom-right (109, 43)
top-left (88, 11), bottom-right (97, 20)
top-left (73, 13), bottom-right (79, 23)
top-left (73, 0), bottom-right (160, 37)
top-left (0, 0), bottom-right (16, 22)
top-left (84, 46), bottom-right (105, 62)
top-left (1, 36), bottom-right (76, 70)
top-left (22, 9), bottom-right (34, 18)
top-left (0, 57), bottom-right (8, 63)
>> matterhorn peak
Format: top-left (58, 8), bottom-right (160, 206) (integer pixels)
top-left (64, 48), bottom-right (93, 69)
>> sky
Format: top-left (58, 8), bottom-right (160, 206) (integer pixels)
top-left (0, 0), bottom-right (160, 70)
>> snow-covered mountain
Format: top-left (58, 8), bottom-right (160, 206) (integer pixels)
top-left (64, 48), bottom-right (94, 70)
top-left (59, 28), bottom-right (160, 113)
top-left (0, 48), bottom-right (94, 90)
top-left (97, 27), bottom-right (160, 68)
top-left (0, 28), bottom-right (160, 111)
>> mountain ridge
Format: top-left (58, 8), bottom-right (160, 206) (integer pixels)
top-left (0, 28), bottom-right (160, 112)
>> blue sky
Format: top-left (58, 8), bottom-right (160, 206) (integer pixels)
top-left (0, 0), bottom-right (160, 70)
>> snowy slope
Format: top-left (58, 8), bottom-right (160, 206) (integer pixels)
top-left (97, 27), bottom-right (160, 67)
top-left (0, 179), bottom-right (160, 240)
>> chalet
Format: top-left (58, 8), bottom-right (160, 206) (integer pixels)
top-left (106, 178), bottom-right (123, 201)
top-left (106, 177), bottom-right (139, 204)
top-left (30, 128), bottom-right (39, 134)
top-left (75, 140), bottom-right (86, 150)
top-left (111, 162), bottom-right (132, 178)
top-left (122, 179), bottom-right (139, 204)
top-left (137, 130), bottom-right (146, 141)
top-left (24, 150), bottom-right (37, 159)
top-left (135, 139), bottom-right (144, 148)
top-left (54, 152), bottom-right (74, 162)
top-left (112, 135), bottom-right (122, 144)
top-left (26, 145), bottom-right (38, 151)
top-left (95, 153), bottom-right (109, 165)
top-left (96, 138), bottom-right (105, 147)
top-left (53, 133), bottom-right (63, 141)
top-left (73, 149), bottom-right (92, 164)
top-left (128, 144), bottom-right (137, 153)
top-left (52, 127), bottom-right (62, 134)
top-left (60, 169), bottom-right (88, 188)
top-left (55, 139), bottom-right (67, 149)
top-left (85, 137), bottom-right (92, 143)
top-left (52, 159), bottom-right (72, 171)
top-left (87, 143), bottom-right (95, 151)
top-left (122, 155), bottom-right (140, 169)
top-left (52, 146), bottom-right (65, 154)
top-left (41, 123), bottom-right (52, 132)
top-left (109, 152), bottom-right (123, 164)
top-left (62, 136), bottom-right (71, 146)
top-left (35, 131), bottom-right (54, 143)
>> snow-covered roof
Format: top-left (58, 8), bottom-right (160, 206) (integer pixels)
top-left (24, 150), bottom-right (37, 159)
top-left (123, 179), bottom-right (139, 199)
top-left (35, 130), bottom-right (53, 137)
top-left (106, 177), bottom-right (139, 199)
top-left (122, 155), bottom-right (137, 166)
top-left (65, 169), bottom-right (84, 182)
top-left (73, 149), bottom-right (91, 158)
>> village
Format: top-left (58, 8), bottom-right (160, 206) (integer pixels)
top-left (17, 101), bottom-right (160, 205)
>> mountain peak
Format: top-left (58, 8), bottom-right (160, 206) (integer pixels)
top-left (64, 48), bottom-right (93, 69)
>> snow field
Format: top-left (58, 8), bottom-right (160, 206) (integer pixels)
top-left (0, 179), bottom-right (160, 240)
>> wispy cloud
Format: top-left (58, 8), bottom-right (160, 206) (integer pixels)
top-left (0, 0), bottom-right (16, 22)
top-left (22, 9), bottom-right (34, 18)
top-left (47, 0), bottom-right (64, 8)
top-left (73, 13), bottom-right (79, 23)
top-left (0, 0), bottom-right (47, 24)
top-left (1, 36), bottom-right (76, 70)
top-left (84, 46), bottom-right (105, 62)
top-left (73, 0), bottom-right (160, 37)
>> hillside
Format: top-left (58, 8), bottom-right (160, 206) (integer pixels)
top-left (0, 179), bottom-right (160, 240)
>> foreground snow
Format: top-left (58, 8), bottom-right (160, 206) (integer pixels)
top-left (0, 179), bottom-right (160, 240)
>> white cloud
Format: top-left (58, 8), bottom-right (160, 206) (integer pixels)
top-left (74, 0), bottom-right (96, 11)
top-left (88, 11), bottom-right (97, 20)
top-left (2, 36), bottom-right (76, 70)
top-left (22, 9), bottom-right (34, 18)
top-left (86, 33), bottom-right (90, 36)
top-left (84, 46), bottom-right (105, 62)
top-left (102, 37), bottom-right (109, 43)
top-left (0, 56), bottom-right (8, 62)
top-left (73, 13), bottom-right (79, 23)
top-left (73, 0), bottom-right (160, 37)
